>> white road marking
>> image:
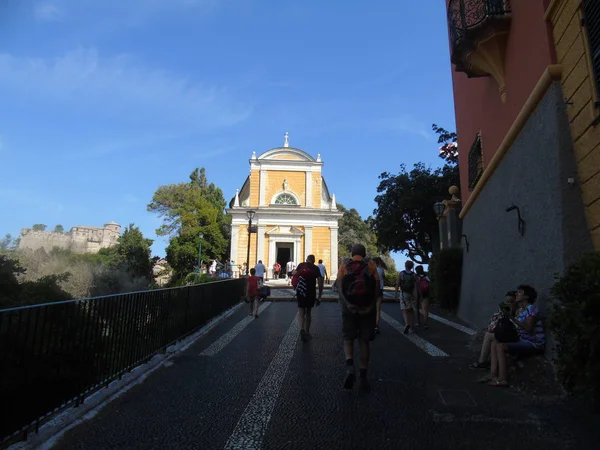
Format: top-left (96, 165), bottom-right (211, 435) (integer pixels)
top-left (223, 317), bottom-right (300, 450)
top-left (428, 313), bottom-right (477, 335)
top-left (380, 311), bottom-right (448, 357)
top-left (200, 302), bottom-right (271, 356)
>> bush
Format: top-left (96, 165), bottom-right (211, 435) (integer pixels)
top-left (184, 273), bottom-right (217, 285)
top-left (384, 271), bottom-right (398, 288)
top-left (433, 248), bottom-right (463, 312)
top-left (549, 252), bottom-right (600, 411)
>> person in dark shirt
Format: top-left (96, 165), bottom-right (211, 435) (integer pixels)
top-left (294, 254), bottom-right (323, 342)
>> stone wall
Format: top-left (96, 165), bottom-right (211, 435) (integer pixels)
top-left (548, 0), bottom-right (600, 250)
top-left (459, 82), bottom-right (593, 328)
top-left (19, 223), bottom-right (121, 254)
top-left (19, 230), bottom-right (71, 251)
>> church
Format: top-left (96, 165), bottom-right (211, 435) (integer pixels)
top-left (227, 134), bottom-right (342, 280)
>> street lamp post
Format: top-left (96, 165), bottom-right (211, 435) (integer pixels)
top-left (245, 210), bottom-right (256, 275)
top-left (197, 232), bottom-right (204, 273)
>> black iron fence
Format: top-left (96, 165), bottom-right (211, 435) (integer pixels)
top-left (0, 279), bottom-right (245, 445)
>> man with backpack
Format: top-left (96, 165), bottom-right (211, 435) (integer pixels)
top-left (292, 254), bottom-right (323, 342)
top-left (336, 244), bottom-right (381, 392)
top-left (395, 260), bottom-right (418, 334)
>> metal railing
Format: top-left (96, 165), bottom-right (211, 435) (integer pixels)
top-left (447, 0), bottom-right (511, 53)
top-left (0, 279), bottom-right (245, 445)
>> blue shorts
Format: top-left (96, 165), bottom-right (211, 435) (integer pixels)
top-left (506, 341), bottom-right (543, 356)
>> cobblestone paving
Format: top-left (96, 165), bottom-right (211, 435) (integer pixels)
top-left (53, 302), bottom-right (599, 450)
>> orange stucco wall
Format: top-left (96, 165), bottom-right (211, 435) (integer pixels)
top-left (448, 0), bottom-right (557, 201)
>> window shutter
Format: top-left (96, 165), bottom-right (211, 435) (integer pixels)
top-left (583, 0), bottom-right (600, 102)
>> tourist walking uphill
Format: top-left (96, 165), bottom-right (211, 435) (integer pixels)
top-left (395, 260), bottom-right (418, 334)
top-left (337, 244), bottom-right (381, 391)
top-left (372, 257), bottom-right (387, 335)
top-left (245, 268), bottom-right (260, 318)
top-left (292, 255), bottom-right (323, 342)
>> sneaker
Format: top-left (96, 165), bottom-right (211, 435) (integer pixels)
top-left (359, 377), bottom-right (371, 392)
top-left (403, 324), bottom-right (410, 335)
top-left (344, 372), bottom-right (355, 389)
top-left (254, 314), bottom-right (259, 319)
top-left (375, 327), bottom-right (380, 335)
top-left (300, 329), bottom-right (308, 342)
top-left (424, 324), bottom-right (429, 330)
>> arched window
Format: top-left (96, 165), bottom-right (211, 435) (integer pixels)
top-left (274, 193), bottom-right (298, 205)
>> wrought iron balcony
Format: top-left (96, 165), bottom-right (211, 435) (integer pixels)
top-left (447, 0), bottom-right (512, 101)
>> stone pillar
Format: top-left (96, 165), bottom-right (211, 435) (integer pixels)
top-left (230, 224), bottom-right (240, 277)
top-left (304, 226), bottom-right (313, 257)
top-left (259, 170), bottom-right (266, 206)
top-left (330, 227), bottom-right (339, 280)
top-left (445, 186), bottom-right (462, 248)
top-left (257, 225), bottom-right (266, 263)
top-left (305, 171), bottom-right (312, 207)
top-left (438, 215), bottom-right (448, 250)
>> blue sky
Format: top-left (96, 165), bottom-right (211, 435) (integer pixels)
top-left (0, 0), bottom-right (456, 265)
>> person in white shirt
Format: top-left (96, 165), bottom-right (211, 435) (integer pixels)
top-left (254, 260), bottom-right (266, 283)
top-left (286, 260), bottom-right (296, 285)
top-left (317, 259), bottom-right (328, 281)
top-left (210, 260), bottom-right (217, 277)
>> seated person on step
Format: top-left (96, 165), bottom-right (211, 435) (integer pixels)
top-left (469, 290), bottom-right (518, 369)
top-left (481, 285), bottom-right (545, 388)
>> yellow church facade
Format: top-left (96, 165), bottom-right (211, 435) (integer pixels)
top-left (226, 135), bottom-right (343, 280)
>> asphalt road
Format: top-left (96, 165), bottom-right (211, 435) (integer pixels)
top-left (52, 301), bottom-right (599, 450)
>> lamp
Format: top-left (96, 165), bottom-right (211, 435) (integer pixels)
top-left (433, 201), bottom-right (445, 218)
top-left (245, 210), bottom-right (256, 275)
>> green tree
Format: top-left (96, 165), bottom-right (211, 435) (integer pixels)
top-left (373, 124), bottom-right (459, 264)
top-left (148, 168), bottom-right (229, 276)
top-left (0, 234), bottom-right (18, 252)
top-left (32, 224), bottom-right (47, 231)
top-left (54, 224), bottom-right (64, 233)
top-left (98, 224), bottom-right (153, 280)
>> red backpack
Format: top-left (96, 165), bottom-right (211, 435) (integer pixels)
top-left (292, 264), bottom-right (315, 296)
top-left (340, 258), bottom-right (376, 307)
top-left (418, 276), bottom-right (430, 297)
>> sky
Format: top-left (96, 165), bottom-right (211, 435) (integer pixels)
top-left (0, 0), bottom-right (457, 266)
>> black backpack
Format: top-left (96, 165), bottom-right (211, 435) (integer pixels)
top-left (400, 270), bottom-right (416, 293)
top-left (494, 313), bottom-right (519, 343)
top-left (341, 258), bottom-right (377, 308)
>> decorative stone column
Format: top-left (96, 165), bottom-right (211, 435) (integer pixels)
top-left (304, 226), bottom-right (313, 258)
top-left (230, 224), bottom-right (239, 264)
top-left (305, 171), bottom-right (312, 207)
top-left (259, 170), bottom-right (266, 206)
top-left (257, 225), bottom-right (266, 263)
top-left (445, 186), bottom-right (462, 248)
top-left (330, 227), bottom-right (339, 280)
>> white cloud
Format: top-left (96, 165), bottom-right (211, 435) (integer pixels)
top-left (33, 2), bottom-right (63, 22)
top-left (380, 115), bottom-right (436, 142)
top-left (0, 47), bottom-right (251, 133)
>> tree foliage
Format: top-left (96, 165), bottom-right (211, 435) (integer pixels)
top-left (0, 233), bottom-right (19, 252)
top-left (148, 168), bottom-right (229, 277)
top-left (97, 223), bottom-right (153, 280)
top-left (32, 224), bottom-right (47, 231)
top-left (337, 203), bottom-right (396, 273)
top-left (372, 124), bottom-right (459, 264)
top-left (54, 224), bottom-right (64, 233)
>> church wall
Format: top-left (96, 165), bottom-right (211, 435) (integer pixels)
top-left (250, 170), bottom-right (260, 207)
top-left (312, 226), bottom-right (331, 275)
top-left (265, 171), bottom-right (306, 206)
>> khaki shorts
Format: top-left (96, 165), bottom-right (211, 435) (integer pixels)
top-left (400, 292), bottom-right (416, 311)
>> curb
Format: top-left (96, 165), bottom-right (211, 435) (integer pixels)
top-left (8, 303), bottom-right (244, 450)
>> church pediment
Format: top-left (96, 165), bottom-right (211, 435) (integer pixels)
top-left (265, 226), bottom-right (304, 236)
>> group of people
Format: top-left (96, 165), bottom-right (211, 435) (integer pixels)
top-left (243, 244), bottom-right (543, 392)
top-left (470, 285), bottom-right (545, 387)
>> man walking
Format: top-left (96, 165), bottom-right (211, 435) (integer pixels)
top-left (337, 244), bottom-right (381, 391)
top-left (286, 259), bottom-right (296, 285)
top-left (254, 260), bottom-right (266, 283)
top-left (395, 260), bottom-right (417, 334)
top-left (294, 255), bottom-right (323, 342)
top-left (317, 259), bottom-right (328, 283)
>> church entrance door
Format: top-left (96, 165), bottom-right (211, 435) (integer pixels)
top-left (276, 243), bottom-right (293, 278)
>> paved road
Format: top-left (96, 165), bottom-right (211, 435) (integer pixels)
top-left (53, 301), bottom-right (598, 450)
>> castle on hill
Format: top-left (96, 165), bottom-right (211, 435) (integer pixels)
top-left (19, 222), bottom-right (121, 254)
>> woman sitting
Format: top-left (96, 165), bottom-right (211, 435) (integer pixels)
top-left (469, 290), bottom-right (518, 369)
top-left (482, 284), bottom-right (545, 387)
